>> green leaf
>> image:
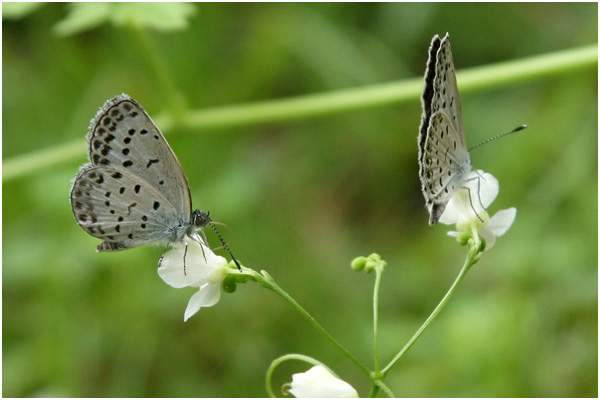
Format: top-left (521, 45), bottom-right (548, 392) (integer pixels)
top-left (109, 3), bottom-right (196, 31)
top-left (54, 3), bottom-right (196, 36)
top-left (53, 3), bottom-right (111, 37)
top-left (2, 2), bottom-right (46, 20)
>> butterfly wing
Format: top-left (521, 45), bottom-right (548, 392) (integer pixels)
top-left (71, 166), bottom-right (188, 251)
top-left (71, 94), bottom-right (193, 250)
top-left (418, 33), bottom-right (471, 225)
top-left (421, 111), bottom-right (471, 224)
top-left (86, 94), bottom-right (192, 219)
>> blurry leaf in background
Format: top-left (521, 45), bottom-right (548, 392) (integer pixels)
top-left (53, 2), bottom-right (196, 37)
top-left (2, 2), bottom-right (46, 20)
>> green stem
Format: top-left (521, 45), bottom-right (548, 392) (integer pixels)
top-left (3, 44), bottom-right (596, 182)
top-left (255, 270), bottom-right (372, 378)
top-left (372, 379), bottom-right (395, 398)
top-left (125, 23), bottom-right (187, 112)
top-left (372, 266), bottom-right (383, 374)
top-left (156, 43), bottom-right (599, 130)
top-left (380, 245), bottom-right (480, 376)
top-left (265, 354), bottom-right (324, 398)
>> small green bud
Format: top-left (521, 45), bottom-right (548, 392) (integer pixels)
top-left (222, 275), bottom-right (237, 293)
top-left (368, 253), bottom-right (382, 262)
top-left (457, 232), bottom-right (471, 246)
top-left (365, 259), bottom-right (377, 273)
top-left (479, 236), bottom-right (487, 252)
top-left (351, 256), bottom-right (368, 271)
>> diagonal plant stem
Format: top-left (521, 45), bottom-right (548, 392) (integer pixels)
top-left (3, 44), bottom-right (596, 181)
top-left (380, 242), bottom-right (481, 377)
top-left (254, 270), bottom-right (372, 378)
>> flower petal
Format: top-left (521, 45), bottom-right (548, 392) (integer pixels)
top-left (486, 207), bottom-right (517, 237)
top-left (474, 170), bottom-right (499, 209)
top-left (157, 236), bottom-right (228, 288)
top-left (438, 171), bottom-right (498, 225)
top-left (479, 227), bottom-right (497, 250)
top-left (157, 245), bottom-right (208, 288)
top-left (183, 283), bottom-right (222, 321)
top-left (289, 365), bottom-right (358, 398)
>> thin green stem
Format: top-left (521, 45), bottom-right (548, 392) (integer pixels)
top-left (125, 23), bottom-right (187, 112)
top-left (380, 246), bottom-right (480, 376)
top-left (372, 379), bottom-right (395, 398)
top-left (4, 44), bottom-right (596, 182)
top-left (372, 267), bottom-right (383, 374)
top-left (255, 271), bottom-right (372, 378)
top-left (158, 43), bottom-right (599, 130)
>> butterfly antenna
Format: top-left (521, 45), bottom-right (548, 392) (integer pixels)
top-left (208, 222), bottom-right (242, 271)
top-left (469, 125), bottom-right (527, 152)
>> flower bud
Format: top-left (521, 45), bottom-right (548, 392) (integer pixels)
top-left (351, 256), bottom-right (367, 271)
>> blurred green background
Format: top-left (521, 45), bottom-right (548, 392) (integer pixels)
top-left (3, 3), bottom-right (597, 397)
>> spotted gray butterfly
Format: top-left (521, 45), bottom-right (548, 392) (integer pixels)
top-left (418, 33), bottom-right (472, 225)
top-left (70, 94), bottom-right (240, 269)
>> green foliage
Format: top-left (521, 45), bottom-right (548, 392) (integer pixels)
top-left (3, 3), bottom-right (597, 397)
top-left (53, 3), bottom-right (196, 36)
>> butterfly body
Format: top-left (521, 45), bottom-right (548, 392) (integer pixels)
top-left (418, 33), bottom-right (472, 225)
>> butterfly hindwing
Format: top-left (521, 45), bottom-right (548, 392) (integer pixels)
top-left (70, 166), bottom-right (186, 251)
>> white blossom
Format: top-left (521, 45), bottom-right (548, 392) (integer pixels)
top-left (289, 365), bottom-right (358, 398)
top-left (439, 170), bottom-right (516, 249)
top-left (157, 234), bottom-right (229, 321)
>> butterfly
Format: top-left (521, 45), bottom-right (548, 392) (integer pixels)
top-left (418, 33), bottom-right (472, 225)
top-left (70, 94), bottom-right (240, 269)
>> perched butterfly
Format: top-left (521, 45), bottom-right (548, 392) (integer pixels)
top-left (70, 94), bottom-right (240, 269)
top-left (418, 33), bottom-right (472, 225)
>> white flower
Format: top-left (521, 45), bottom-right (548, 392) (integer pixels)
top-left (439, 170), bottom-right (516, 250)
top-left (157, 234), bottom-right (229, 321)
top-left (289, 365), bottom-right (358, 398)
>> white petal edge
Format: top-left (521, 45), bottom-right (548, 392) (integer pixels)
top-left (487, 207), bottom-right (517, 237)
top-left (479, 228), bottom-right (497, 250)
top-left (475, 171), bottom-right (499, 209)
top-left (183, 283), bottom-right (222, 322)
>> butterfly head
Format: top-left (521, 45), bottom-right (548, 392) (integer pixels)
top-left (190, 209), bottom-right (212, 230)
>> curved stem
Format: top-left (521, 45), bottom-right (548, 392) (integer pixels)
top-left (380, 246), bottom-right (480, 376)
top-left (255, 270), bottom-right (372, 378)
top-left (265, 354), bottom-right (324, 398)
top-left (4, 44), bottom-right (596, 182)
top-left (372, 379), bottom-right (395, 398)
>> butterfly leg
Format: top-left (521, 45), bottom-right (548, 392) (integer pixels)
top-left (199, 230), bottom-right (209, 264)
top-left (468, 170), bottom-right (488, 211)
top-left (158, 240), bottom-right (172, 267)
top-left (182, 240), bottom-right (188, 276)
top-left (460, 185), bottom-right (485, 223)
top-left (188, 232), bottom-right (209, 264)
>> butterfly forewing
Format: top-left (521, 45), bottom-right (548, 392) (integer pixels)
top-left (87, 95), bottom-right (192, 218)
top-left (431, 35), bottom-right (465, 141)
